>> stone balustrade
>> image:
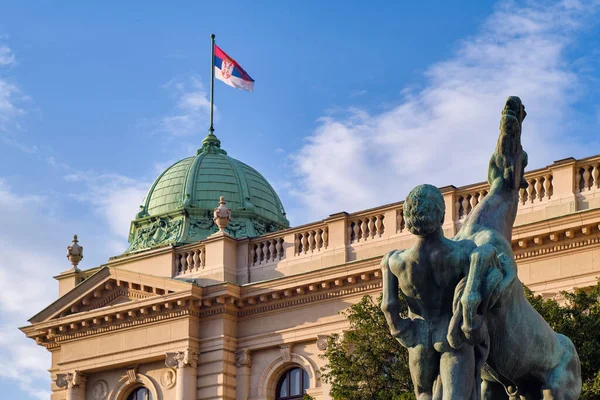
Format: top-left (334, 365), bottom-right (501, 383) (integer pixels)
top-left (347, 213), bottom-right (385, 244)
top-left (248, 236), bottom-right (285, 266)
top-left (294, 226), bottom-right (328, 255)
top-left (455, 186), bottom-right (489, 221)
top-left (576, 157), bottom-right (600, 194)
top-left (169, 154), bottom-right (600, 284)
top-left (174, 245), bottom-right (205, 275)
top-left (519, 170), bottom-right (553, 205)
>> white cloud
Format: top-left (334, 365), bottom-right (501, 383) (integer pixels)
top-left (159, 75), bottom-right (213, 137)
top-left (0, 179), bottom-right (66, 399)
top-left (0, 45), bottom-right (15, 66)
top-left (0, 42), bottom-right (33, 154)
top-left (289, 0), bottom-right (600, 221)
top-left (64, 172), bottom-right (149, 245)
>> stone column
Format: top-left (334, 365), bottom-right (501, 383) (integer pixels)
top-left (56, 371), bottom-right (86, 400)
top-left (166, 348), bottom-right (199, 400)
top-left (235, 349), bottom-right (251, 400)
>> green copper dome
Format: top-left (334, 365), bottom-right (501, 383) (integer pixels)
top-left (125, 133), bottom-right (289, 253)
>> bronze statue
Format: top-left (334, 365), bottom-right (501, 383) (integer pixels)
top-left (382, 97), bottom-right (582, 399)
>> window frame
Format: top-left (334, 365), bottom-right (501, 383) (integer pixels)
top-left (125, 386), bottom-right (152, 400)
top-left (275, 367), bottom-right (309, 400)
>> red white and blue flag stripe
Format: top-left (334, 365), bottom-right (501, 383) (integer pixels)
top-left (214, 45), bottom-right (254, 92)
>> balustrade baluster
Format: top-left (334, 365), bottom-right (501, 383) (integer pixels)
top-left (544, 175), bottom-right (553, 200)
top-left (368, 217), bottom-right (375, 238)
top-left (302, 233), bottom-right (309, 254)
top-left (308, 231), bottom-right (317, 252)
top-left (592, 164), bottom-right (599, 189)
top-left (360, 219), bottom-right (368, 241)
top-left (528, 179), bottom-right (536, 203)
top-left (256, 244), bottom-right (262, 264)
top-left (249, 246), bottom-right (256, 266)
top-left (322, 228), bottom-right (328, 248)
top-left (353, 222), bottom-right (361, 242)
top-left (583, 167), bottom-right (591, 191)
top-left (175, 256), bottom-right (181, 274)
top-left (375, 215), bottom-right (383, 237)
top-left (461, 197), bottom-right (469, 218)
top-left (192, 251), bottom-right (199, 271)
top-left (181, 253), bottom-right (188, 273)
top-left (316, 229), bottom-right (323, 250)
top-left (276, 239), bottom-right (283, 259)
top-left (535, 179), bottom-right (543, 201)
top-left (266, 240), bottom-right (274, 261)
top-left (575, 168), bottom-right (582, 192)
top-left (396, 211), bottom-right (403, 232)
top-left (454, 198), bottom-right (461, 220)
top-left (519, 188), bottom-right (526, 204)
top-left (470, 193), bottom-right (478, 210)
top-left (200, 249), bottom-right (205, 267)
top-left (295, 234), bottom-right (301, 254)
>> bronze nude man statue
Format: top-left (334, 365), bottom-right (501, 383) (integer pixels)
top-left (382, 97), bottom-right (582, 399)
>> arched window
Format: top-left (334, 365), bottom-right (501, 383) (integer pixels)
top-left (126, 387), bottom-right (152, 400)
top-left (276, 367), bottom-right (309, 400)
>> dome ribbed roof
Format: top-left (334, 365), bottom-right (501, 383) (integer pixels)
top-left (125, 133), bottom-right (289, 253)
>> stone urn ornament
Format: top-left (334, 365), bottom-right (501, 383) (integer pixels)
top-left (67, 235), bottom-right (83, 270)
top-left (213, 196), bottom-right (231, 232)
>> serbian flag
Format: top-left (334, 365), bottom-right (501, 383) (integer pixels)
top-left (214, 45), bottom-right (255, 92)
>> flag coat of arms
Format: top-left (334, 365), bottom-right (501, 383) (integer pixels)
top-left (214, 45), bottom-right (254, 92)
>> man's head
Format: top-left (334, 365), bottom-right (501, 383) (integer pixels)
top-left (403, 184), bottom-right (445, 236)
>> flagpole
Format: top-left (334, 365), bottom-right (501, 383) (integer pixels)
top-left (209, 33), bottom-right (215, 134)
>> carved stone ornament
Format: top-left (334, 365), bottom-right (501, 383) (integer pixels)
top-left (213, 196), bottom-right (232, 232)
top-left (125, 367), bottom-right (138, 385)
top-left (92, 380), bottom-right (109, 399)
top-left (316, 335), bottom-right (329, 351)
top-left (160, 369), bottom-right (176, 389)
top-left (66, 235), bottom-right (83, 269)
top-left (56, 370), bottom-right (86, 389)
top-left (279, 344), bottom-right (291, 362)
top-left (165, 348), bottom-right (199, 369)
top-left (127, 217), bottom-right (183, 252)
top-left (235, 349), bottom-right (252, 368)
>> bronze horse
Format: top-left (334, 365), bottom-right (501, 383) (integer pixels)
top-left (450, 96), bottom-right (581, 399)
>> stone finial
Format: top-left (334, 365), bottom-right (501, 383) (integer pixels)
top-left (213, 196), bottom-right (232, 232)
top-left (67, 235), bottom-right (83, 270)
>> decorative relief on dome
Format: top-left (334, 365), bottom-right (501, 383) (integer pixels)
top-left (226, 221), bottom-right (249, 237)
top-left (127, 217), bottom-right (183, 252)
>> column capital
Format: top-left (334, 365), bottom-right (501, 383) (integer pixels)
top-left (56, 370), bottom-right (87, 389)
top-left (235, 348), bottom-right (252, 368)
top-left (165, 348), bottom-right (199, 369)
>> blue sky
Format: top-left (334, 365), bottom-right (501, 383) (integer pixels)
top-left (1, 0), bottom-right (600, 398)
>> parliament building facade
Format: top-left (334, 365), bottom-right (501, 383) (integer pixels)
top-left (21, 132), bottom-right (600, 400)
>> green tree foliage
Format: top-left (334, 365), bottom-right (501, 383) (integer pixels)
top-left (524, 281), bottom-right (600, 399)
top-left (319, 295), bottom-right (414, 400)
top-left (321, 280), bottom-right (600, 399)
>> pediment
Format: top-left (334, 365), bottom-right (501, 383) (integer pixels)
top-left (29, 267), bottom-right (193, 323)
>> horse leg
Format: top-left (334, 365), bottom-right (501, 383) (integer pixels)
top-left (461, 244), bottom-right (502, 344)
top-left (482, 380), bottom-right (509, 400)
top-left (541, 335), bottom-right (582, 400)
